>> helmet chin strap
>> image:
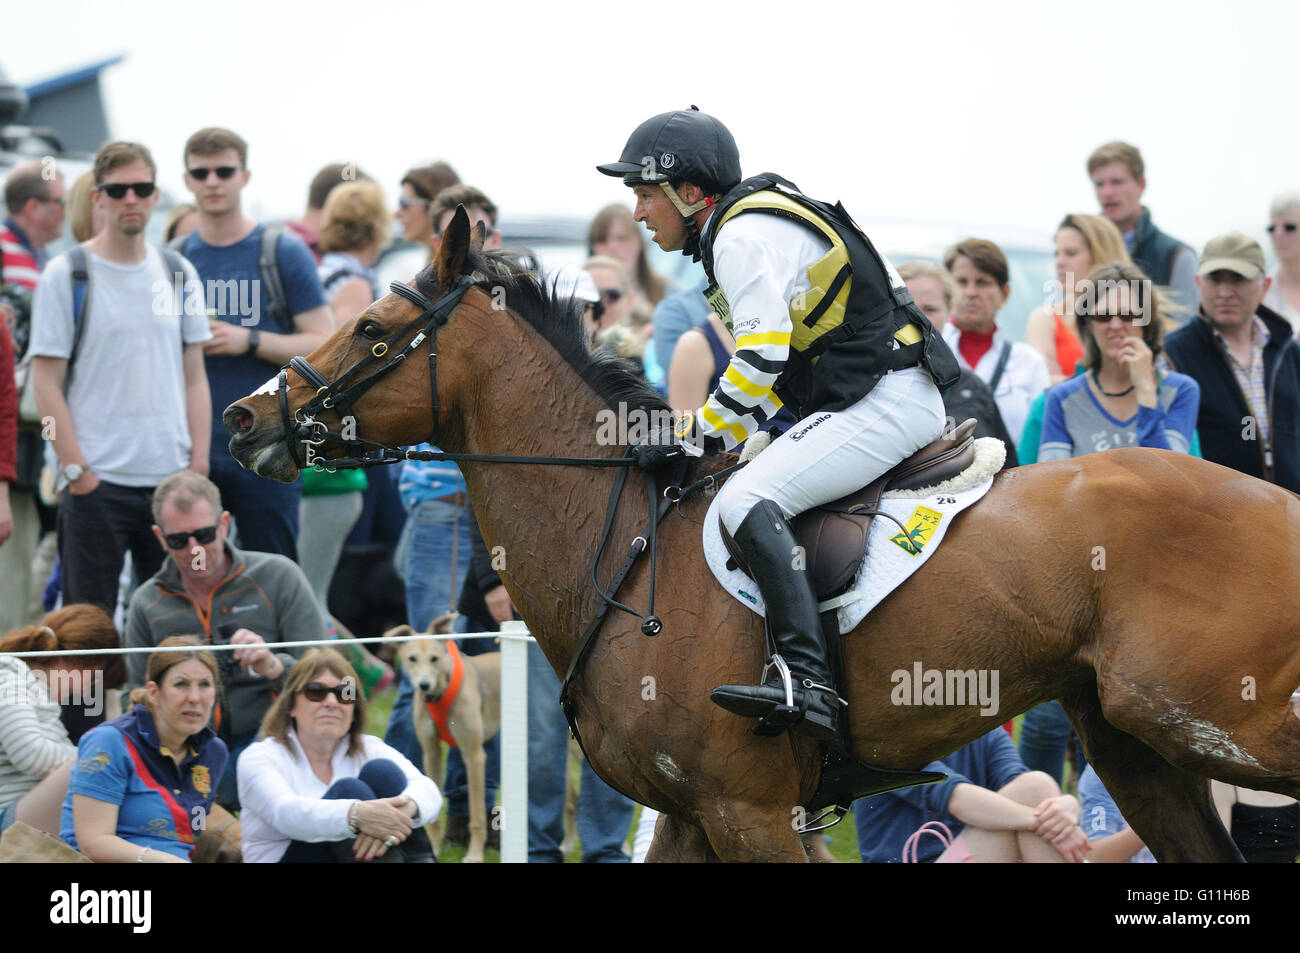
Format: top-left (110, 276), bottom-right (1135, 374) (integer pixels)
top-left (659, 182), bottom-right (715, 260)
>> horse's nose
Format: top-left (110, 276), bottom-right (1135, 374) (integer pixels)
top-left (223, 401), bottom-right (258, 437)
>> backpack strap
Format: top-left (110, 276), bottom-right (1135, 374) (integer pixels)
top-left (65, 245), bottom-right (92, 391)
top-left (258, 224), bottom-right (289, 328)
top-left (986, 340), bottom-right (1013, 395)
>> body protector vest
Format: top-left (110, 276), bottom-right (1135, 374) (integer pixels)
top-left (697, 174), bottom-right (959, 420)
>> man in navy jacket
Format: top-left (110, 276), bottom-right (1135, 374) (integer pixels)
top-left (1164, 233), bottom-right (1300, 493)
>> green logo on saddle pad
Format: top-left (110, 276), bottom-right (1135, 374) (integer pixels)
top-left (889, 505), bottom-right (943, 556)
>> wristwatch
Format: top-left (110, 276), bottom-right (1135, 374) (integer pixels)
top-left (62, 463), bottom-right (84, 483)
top-left (247, 328), bottom-right (261, 354)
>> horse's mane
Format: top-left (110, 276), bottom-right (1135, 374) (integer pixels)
top-left (414, 251), bottom-right (669, 417)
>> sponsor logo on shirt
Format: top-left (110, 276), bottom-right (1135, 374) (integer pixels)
top-left (228, 604), bottom-right (259, 614)
top-left (76, 752), bottom-right (111, 774)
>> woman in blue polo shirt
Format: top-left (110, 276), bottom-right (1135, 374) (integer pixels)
top-left (61, 636), bottom-right (227, 862)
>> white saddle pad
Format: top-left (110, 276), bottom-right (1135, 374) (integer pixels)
top-left (703, 437), bottom-right (1004, 635)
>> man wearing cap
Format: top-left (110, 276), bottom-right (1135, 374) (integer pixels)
top-left (1164, 232), bottom-right (1300, 492)
top-left (598, 108), bottom-right (960, 741)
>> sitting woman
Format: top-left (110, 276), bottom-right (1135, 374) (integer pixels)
top-left (61, 636), bottom-right (226, 863)
top-left (238, 648), bottom-right (440, 863)
top-left (1038, 262), bottom-right (1200, 463)
top-left (0, 605), bottom-right (124, 837)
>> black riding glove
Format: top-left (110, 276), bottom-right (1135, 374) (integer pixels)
top-left (632, 425), bottom-right (687, 470)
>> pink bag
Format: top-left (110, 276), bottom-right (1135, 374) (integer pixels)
top-left (901, 821), bottom-right (974, 863)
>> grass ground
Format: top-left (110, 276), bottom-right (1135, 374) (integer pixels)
top-left (366, 680), bottom-right (1049, 863)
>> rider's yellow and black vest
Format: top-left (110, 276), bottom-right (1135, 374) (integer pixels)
top-left (698, 173), bottom-right (959, 420)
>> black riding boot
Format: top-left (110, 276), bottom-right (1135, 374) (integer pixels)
top-left (710, 500), bottom-right (843, 741)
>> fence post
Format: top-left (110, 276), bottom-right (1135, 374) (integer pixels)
top-left (498, 620), bottom-right (529, 863)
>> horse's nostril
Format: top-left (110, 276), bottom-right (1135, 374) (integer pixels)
top-left (234, 409), bottom-right (254, 433)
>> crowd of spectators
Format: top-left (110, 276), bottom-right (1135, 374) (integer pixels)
top-left (1, 130), bottom-right (1297, 863)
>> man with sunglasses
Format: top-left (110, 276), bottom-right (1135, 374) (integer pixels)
top-left (125, 470), bottom-right (320, 809)
top-left (1165, 232), bottom-right (1300, 492)
top-left (28, 141), bottom-right (212, 612)
top-left (176, 127), bottom-right (332, 562)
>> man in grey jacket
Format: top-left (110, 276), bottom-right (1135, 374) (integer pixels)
top-left (124, 470), bottom-right (322, 809)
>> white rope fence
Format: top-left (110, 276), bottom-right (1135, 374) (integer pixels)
top-left (4, 621), bottom-right (535, 864)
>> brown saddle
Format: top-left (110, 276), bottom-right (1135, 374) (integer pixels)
top-left (720, 419), bottom-right (978, 600)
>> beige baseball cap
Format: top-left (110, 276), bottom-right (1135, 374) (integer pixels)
top-left (1199, 232), bottom-right (1266, 279)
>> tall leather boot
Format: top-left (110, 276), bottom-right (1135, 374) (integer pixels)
top-left (710, 500), bottom-right (843, 740)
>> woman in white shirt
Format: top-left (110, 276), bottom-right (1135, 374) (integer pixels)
top-left (0, 605), bottom-right (122, 836)
top-left (237, 648), bottom-right (441, 863)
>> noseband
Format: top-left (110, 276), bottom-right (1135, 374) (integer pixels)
top-left (276, 276), bottom-right (474, 471)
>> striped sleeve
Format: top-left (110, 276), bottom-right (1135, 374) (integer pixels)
top-left (697, 231), bottom-right (796, 451)
top-left (0, 661), bottom-right (76, 802)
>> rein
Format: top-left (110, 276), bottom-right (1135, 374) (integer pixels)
top-left (268, 277), bottom-right (719, 744)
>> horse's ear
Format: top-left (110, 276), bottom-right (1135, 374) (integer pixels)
top-left (469, 220), bottom-right (486, 255)
top-left (434, 205), bottom-right (473, 285)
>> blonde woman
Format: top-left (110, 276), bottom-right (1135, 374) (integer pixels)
top-left (1025, 214), bottom-right (1130, 382)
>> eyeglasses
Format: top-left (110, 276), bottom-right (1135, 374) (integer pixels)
top-left (1086, 313), bottom-right (1144, 324)
top-left (302, 681), bottom-right (355, 704)
top-left (98, 182), bottom-right (156, 200)
top-left (187, 166), bottom-right (239, 181)
top-left (397, 195), bottom-right (429, 210)
top-left (1267, 223), bottom-right (1298, 234)
top-left (162, 525), bottom-right (218, 549)
top-left (598, 288), bottom-right (623, 304)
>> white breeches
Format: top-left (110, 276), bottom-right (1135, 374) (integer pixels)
top-left (716, 366), bottom-right (947, 534)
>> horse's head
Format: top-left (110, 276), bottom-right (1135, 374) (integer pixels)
top-left (224, 207), bottom-right (491, 482)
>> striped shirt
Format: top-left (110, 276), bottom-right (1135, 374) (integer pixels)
top-left (697, 211), bottom-right (825, 450)
top-left (398, 443), bottom-right (466, 508)
top-left (0, 656), bottom-right (77, 810)
top-left (0, 219), bottom-right (42, 291)
top-left (1213, 316), bottom-right (1271, 449)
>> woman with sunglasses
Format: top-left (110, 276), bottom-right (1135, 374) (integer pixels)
top-left (395, 162), bottom-right (460, 256)
top-left (237, 648), bottom-right (440, 863)
top-left (1037, 262), bottom-right (1200, 463)
top-left (1263, 192), bottom-right (1300, 334)
top-left (61, 636), bottom-right (226, 862)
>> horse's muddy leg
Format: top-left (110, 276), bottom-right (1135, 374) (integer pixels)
top-left (696, 803), bottom-right (809, 863)
top-left (645, 812), bottom-right (719, 863)
top-left (1061, 685), bottom-right (1243, 863)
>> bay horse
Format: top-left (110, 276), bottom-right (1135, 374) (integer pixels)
top-left (225, 208), bottom-right (1300, 862)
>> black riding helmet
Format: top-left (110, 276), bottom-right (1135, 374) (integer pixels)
top-left (597, 106), bottom-right (741, 195)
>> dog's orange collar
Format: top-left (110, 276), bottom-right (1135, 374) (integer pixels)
top-left (424, 640), bottom-right (464, 748)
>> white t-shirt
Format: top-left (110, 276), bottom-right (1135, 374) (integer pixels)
top-left (29, 246), bottom-right (211, 486)
top-left (941, 323), bottom-right (1049, 449)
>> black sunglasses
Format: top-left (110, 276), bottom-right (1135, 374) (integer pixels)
top-left (99, 182), bottom-right (156, 200)
top-left (302, 681), bottom-right (355, 704)
top-left (599, 288), bottom-right (623, 303)
top-left (1087, 313), bottom-right (1144, 324)
top-left (162, 524), bottom-right (218, 549)
top-left (187, 166), bottom-right (239, 181)
top-left (1267, 223), bottom-right (1298, 234)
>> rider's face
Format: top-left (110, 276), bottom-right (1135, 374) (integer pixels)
top-left (631, 185), bottom-right (687, 252)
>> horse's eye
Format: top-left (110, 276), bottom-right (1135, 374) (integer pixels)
top-left (357, 320), bottom-right (385, 340)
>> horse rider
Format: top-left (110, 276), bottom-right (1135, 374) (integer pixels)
top-left (598, 107), bottom-right (961, 741)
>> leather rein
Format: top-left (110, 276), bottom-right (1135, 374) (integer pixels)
top-left (271, 277), bottom-right (696, 740)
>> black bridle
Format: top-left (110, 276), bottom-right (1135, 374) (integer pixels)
top-left (263, 272), bottom-right (731, 761)
top-left (276, 277), bottom-right (474, 472)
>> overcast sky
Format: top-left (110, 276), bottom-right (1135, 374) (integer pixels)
top-left (6, 0), bottom-right (1298, 257)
